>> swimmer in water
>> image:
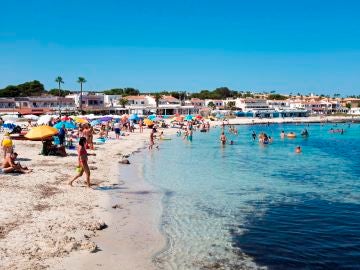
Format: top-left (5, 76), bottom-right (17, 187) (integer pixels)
top-left (295, 146), bottom-right (302, 153)
top-left (280, 130), bottom-right (285, 139)
top-left (220, 132), bottom-right (227, 145)
top-left (252, 131), bottom-right (256, 141)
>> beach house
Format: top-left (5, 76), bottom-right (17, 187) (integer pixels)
top-left (66, 93), bottom-right (105, 112)
top-left (0, 96), bottom-right (76, 115)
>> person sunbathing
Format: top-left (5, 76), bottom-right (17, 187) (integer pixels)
top-left (2, 152), bottom-right (32, 174)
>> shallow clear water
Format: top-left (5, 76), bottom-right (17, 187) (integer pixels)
top-left (143, 122), bottom-right (360, 270)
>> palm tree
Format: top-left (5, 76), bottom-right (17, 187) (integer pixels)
top-left (55, 76), bottom-right (64, 116)
top-left (77, 77), bottom-right (87, 114)
top-left (154, 93), bottom-right (163, 115)
top-left (119, 98), bottom-right (128, 108)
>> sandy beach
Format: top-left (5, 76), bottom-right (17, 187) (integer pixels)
top-left (1, 115), bottom-right (359, 270)
top-left (0, 128), bottom-right (173, 270)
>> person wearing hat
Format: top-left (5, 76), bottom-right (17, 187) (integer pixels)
top-left (1, 132), bottom-right (13, 158)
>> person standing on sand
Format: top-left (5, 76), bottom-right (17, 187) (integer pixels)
top-left (114, 120), bottom-right (121, 139)
top-left (58, 124), bottom-right (66, 146)
top-left (69, 137), bottom-right (96, 187)
top-left (88, 126), bottom-right (95, 150)
top-left (139, 119), bottom-right (144, 133)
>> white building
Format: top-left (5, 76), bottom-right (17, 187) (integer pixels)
top-left (205, 99), bottom-right (224, 109)
top-left (267, 100), bottom-right (290, 110)
top-left (66, 93), bottom-right (104, 111)
top-left (236, 98), bottom-right (270, 111)
top-left (102, 94), bottom-right (122, 107)
top-left (348, 107), bottom-right (360, 115)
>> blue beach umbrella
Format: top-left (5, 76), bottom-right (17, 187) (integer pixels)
top-left (148, 114), bottom-right (157, 121)
top-left (184, 115), bottom-right (193, 121)
top-left (2, 123), bottom-right (16, 130)
top-left (90, 119), bottom-right (101, 126)
top-left (54, 121), bottom-right (77, 129)
top-left (129, 114), bottom-right (139, 121)
top-left (215, 113), bottom-right (225, 119)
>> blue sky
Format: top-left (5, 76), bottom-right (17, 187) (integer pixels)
top-left (0, 0), bottom-right (359, 95)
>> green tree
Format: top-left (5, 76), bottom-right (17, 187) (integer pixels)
top-left (55, 76), bottom-right (64, 116)
top-left (77, 77), bottom-right (87, 114)
top-left (0, 80), bottom-right (45, 97)
top-left (103, 88), bottom-right (124, 95)
top-left (268, 94), bottom-right (287, 100)
top-left (123, 88), bottom-right (140, 96)
top-left (226, 101), bottom-right (236, 110)
top-left (207, 101), bottom-right (216, 110)
top-left (48, 88), bottom-right (71, 97)
top-left (346, 103), bottom-right (352, 109)
top-left (119, 97), bottom-right (128, 108)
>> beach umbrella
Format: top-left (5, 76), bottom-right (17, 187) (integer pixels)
top-left (90, 119), bottom-right (101, 126)
top-left (2, 123), bottom-right (16, 130)
top-left (195, 115), bottom-right (203, 120)
top-left (4, 119), bottom-right (16, 124)
top-left (2, 115), bottom-right (19, 121)
top-left (171, 116), bottom-right (184, 122)
top-left (99, 116), bottom-right (112, 122)
top-left (148, 114), bottom-right (157, 121)
top-left (184, 115), bottom-right (193, 121)
top-left (129, 114), bottom-right (139, 121)
top-left (2, 116), bottom-right (18, 123)
top-left (54, 121), bottom-right (77, 129)
top-left (25, 126), bottom-right (58, 140)
top-left (37, 115), bottom-right (53, 125)
top-left (24, 115), bottom-right (39, 120)
top-left (75, 118), bottom-right (88, 124)
top-left (61, 116), bottom-right (72, 121)
top-left (143, 119), bottom-right (153, 126)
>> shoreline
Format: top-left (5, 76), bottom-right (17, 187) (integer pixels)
top-left (0, 128), bottom-right (176, 270)
top-left (1, 116), bottom-right (359, 269)
top-left (51, 150), bottom-right (167, 270)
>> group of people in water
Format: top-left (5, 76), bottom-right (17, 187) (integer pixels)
top-left (216, 122), bottom-right (310, 153)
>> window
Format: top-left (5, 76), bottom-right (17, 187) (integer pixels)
top-left (141, 101), bottom-right (144, 104)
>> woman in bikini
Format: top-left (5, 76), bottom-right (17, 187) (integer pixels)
top-left (69, 137), bottom-right (96, 187)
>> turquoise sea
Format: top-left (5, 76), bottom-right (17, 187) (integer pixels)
top-left (143, 122), bottom-right (360, 270)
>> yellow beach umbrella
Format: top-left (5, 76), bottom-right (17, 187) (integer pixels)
top-left (25, 126), bottom-right (58, 140)
top-left (75, 118), bottom-right (88, 124)
top-left (143, 119), bottom-right (153, 126)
